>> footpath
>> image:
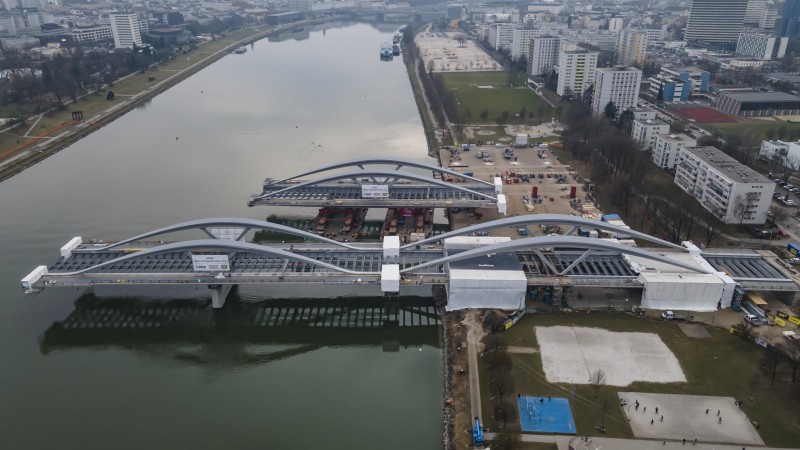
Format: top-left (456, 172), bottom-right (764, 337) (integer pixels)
top-left (484, 433), bottom-right (798, 450)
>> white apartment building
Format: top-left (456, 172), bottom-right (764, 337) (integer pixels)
top-left (110, 13), bottom-right (142, 49)
top-left (528, 35), bottom-right (560, 76)
top-left (72, 25), bottom-right (113, 43)
top-left (615, 29), bottom-right (648, 66)
top-left (628, 106), bottom-right (657, 121)
top-left (592, 66), bottom-right (642, 118)
top-left (759, 139), bottom-right (800, 163)
top-left (652, 133), bottom-right (696, 169)
top-left (489, 23), bottom-right (515, 51)
top-left (511, 28), bottom-right (537, 61)
top-left (674, 146), bottom-right (774, 224)
top-left (736, 32), bottom-right (787, 60)
top-left (608, 17), bottom-right (624, 32)
top-left (555, 49), bottom-right (597, 97)
top-left (632, 118), bottom-right (671, 150)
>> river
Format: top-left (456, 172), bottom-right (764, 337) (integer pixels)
top-left (0, 22), bottom-right (442, 449)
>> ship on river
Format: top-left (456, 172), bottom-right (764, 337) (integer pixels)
top-left (380, 41), bottom-right (393, 60)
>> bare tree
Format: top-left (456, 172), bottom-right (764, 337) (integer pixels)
top-left (704, 209), bottom-right (725, 246)
top-left (780, 154), bottom-right (800, 182)
top-left (589, 369), bottom-right (606, 398)
top-left (760, 347), bottom-right (785, 385)
top-left (733, 192), bottom-right (761, 227)
top-left (782, 339), bottom-right (800, 383)
top-left (489, 367), bottom-right (515, 402)
top-left (492, 399), bottom-right (518, 430)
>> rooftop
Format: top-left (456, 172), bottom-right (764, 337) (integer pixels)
top-left (684, 146), bottom-right (774, 184)
top-left (720, 91), bottom-right (800, 102)
top-left (657, 133), bottom-right (695, 143)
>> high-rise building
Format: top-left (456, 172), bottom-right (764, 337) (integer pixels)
top-left (489, 23), bottom-right (515, 51)
top-left (615, 29), bottom-right (647, 66)
top-left (592, 67), bottom-right (642, 118)
top-left (511, 28), bottom-right (538, 61)
top-left (759, 8), bottom-right (777, 29)
top-left (779, 0), bottom-right (800, 37)
top-left (528, 36), bottom-right (560, 76)
top-left (555, 49), bottom-right (597, 97)
top-left (736, 32), bottom-right (787, 60)
top-left (110, 13), bottom-right (142, 49)
top-left (744, 0), bottom-right (766, 24)
top-left (684, 0), bottom-right (748, 48)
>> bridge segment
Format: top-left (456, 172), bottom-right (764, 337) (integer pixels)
top-left (247, 158), bottom-right (501, 209)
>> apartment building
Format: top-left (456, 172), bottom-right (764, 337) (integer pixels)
top-left (528, 35), bottom-right (560, 76)
top-left (110, 13), bottom-right (143, 48)
top-left (651, 134), bottom-right (696, 169)
top-left (591, 66), bottom-right (642, 118)
top-left (615, 29), bottom-right (647, 66)
top-left (555, 49), bottom-right (597, 97)
top-left (674, 146), bottom-right (774, 224)
top-left (632, 118), bottom-right (671, 150)
top-left (736, 32), bottom-right (788, 60)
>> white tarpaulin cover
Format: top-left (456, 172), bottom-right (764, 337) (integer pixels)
top-left (639, 272), bottom-right (723, 311)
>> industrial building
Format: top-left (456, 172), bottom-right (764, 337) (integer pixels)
top-left (716, 91), bottom-right (800, 117)
top-left (631, 118), bottom-right (670, 151)
top-left (651, 134), bottom-right (696, 170)
top-left (591, 66), bottom-right (642, 118)
top-left (555, 49), bottom-right (597, 97)
top-left (674, 146), bottom-right (774, 224)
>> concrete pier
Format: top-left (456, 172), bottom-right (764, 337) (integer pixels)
top-left (209, 284), bottom-right (234, 309)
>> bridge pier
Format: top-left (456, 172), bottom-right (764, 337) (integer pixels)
top-left (209, 284), bottom-right (234, 309)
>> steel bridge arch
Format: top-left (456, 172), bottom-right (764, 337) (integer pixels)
top-left (399, 236), bottom-right (707, 274)
top-left (402, 214), bottom-right (686, 251)
top-left (252, 170), bottom-right (498, 202)
top-left (56, 240), bottom-right (373, 276)
top-left (90, 218), bottom-right (365, 251)
top-left (269, 158), bottom-right (493, 186)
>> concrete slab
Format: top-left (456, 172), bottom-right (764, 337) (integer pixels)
top-left (619, 392), bottom-right (764, 446)
top-left (678, 323), bottom-right (712, 339)
top-left (536, 326), bottom-right (686, 386)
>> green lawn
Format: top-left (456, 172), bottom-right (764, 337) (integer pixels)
top-left (439, 72), bottom-right (553, 125)
top-left (708, 120), bottom-right (800, 142)
top-left (479, 313), bottom-right (800, 447)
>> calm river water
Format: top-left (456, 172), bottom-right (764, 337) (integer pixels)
top-left (0, 22), bottom-right (442, 449)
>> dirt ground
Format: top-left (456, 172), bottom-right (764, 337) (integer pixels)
top-left (440, 141), bottom-right (601, 240)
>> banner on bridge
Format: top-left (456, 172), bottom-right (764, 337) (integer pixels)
top-left (191, 254), bottom-right (230, 272)
top-left (361, 185), bottom-right (389, 198)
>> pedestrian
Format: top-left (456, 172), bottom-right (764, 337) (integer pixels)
top-left (705, 409), bottom-right (709, 414)
top-left (644, 406), bottom-right (647, 413)
top-left (656, 407), bottom-right (659, 414)
top-left (717, 410), bottom-right (720, 416)
top-left (548, 396), bottom-right (551, 401)
top-left (683, 438), bottom-right (686, 445)
top-left (719, 417), bottom-right (722, 424)
top-left (651, 419), bottom-right (654, 425)
top-left (694, 438), bottom-right (698, 445)
top-left (663, 439), bottom-right (666, 445)
top-left (661, 415), bottom-right (664, 422)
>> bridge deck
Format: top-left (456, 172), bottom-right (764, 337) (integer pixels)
top-left (250, 183), bottom-right (498, 208)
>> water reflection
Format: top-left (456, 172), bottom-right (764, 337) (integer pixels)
top-left (40, 293), bottom-right (440, 359)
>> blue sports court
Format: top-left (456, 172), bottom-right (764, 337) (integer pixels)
top-left (517, 396), bottom-right (577, 434)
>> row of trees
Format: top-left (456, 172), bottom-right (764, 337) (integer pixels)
top-left (561, 99), bottom-right (730, 245)
top-left (0, 13), bottom-right (256, 116)
top-left (732, 318), bottom-right (800, 385)
top-left (482, 333), bottom-right (521, 450)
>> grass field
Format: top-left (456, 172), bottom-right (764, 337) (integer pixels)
top-left (479, 313), bottom-right (800, 447)
top-left (708, 120), bottom-right (800, 143)
top-left (439, 72), bottom-right (553, 126)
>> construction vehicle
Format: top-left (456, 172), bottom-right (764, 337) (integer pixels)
top-left (472, 417), bottom-right (484, 446)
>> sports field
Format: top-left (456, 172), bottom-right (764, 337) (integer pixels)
top-left (671, 106), bottom-right (737, 124)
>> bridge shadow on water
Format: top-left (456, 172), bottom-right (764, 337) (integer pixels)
top-left (39, 292), bottom-right (440, 360)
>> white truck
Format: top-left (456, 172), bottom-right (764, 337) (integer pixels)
top-left (515, 134), bottom-right (528, 148)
